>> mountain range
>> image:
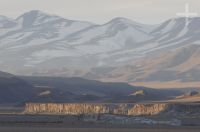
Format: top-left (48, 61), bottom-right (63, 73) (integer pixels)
top-left (0, 10), bottom-right (200, 88)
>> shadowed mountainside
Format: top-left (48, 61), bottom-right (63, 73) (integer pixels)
top-left (20, 76), bottom-right (183, 103)
top-left (0, 71), bottom-right (184, 104)
top-left (0, 71), bottom-right (36, 103)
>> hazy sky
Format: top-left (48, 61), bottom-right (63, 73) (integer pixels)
top-left (0, 0), bottom-right (199, 24)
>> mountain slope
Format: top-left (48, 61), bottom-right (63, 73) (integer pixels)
top-left (95, 44), bottom-right (200, 88)
top-left (20, 76), bottom-right (182, 103)
top-left (0, 11), bottom-right (155, 73)
top-left (133, 44), bottom-right (200, 82)
top-left (0, 70), bottom-right (184, 103)
top-left (0, 71), bottom-right (35, 103)
top-left (1, 11), bottom-right (200, 86)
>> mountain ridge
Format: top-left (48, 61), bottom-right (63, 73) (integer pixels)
top-left (1, 10), bottom-right (200, 87)
top-left (0, 70), bottom-right (184, 104)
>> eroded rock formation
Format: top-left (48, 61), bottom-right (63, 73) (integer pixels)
top-left (25, 103), bottom-right (168, 115)
top-left (127, 104), bottom-right (168, 116)
top-left (25, 103), bottom-right (200, 116)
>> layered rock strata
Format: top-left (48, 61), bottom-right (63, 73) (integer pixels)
top-left (25, 103), bottom-right (169, 116)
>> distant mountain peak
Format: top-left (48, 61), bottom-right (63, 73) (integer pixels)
top-left (0, 15), bottom-right (7, 20)
top-left (110, 17), bottom-right (133, 22)
top-left (18, 10), bottom-right (53, 19)
top-left (16, 10), bottom-right (60, 27)
top-left (108, 17), bottom-right (142, 26)
top-left (0, 16), bottom-right (16, 28)
top-left (0, 15), bottom-right (15, 22)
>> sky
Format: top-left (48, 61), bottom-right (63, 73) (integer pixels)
top-left (0, 0), bottom-right (200, 24)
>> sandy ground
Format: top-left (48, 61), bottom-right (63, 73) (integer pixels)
top-left (0, 114), bottom-right (199, 132)
top-left (167, 97), bottom-right (200, 102)
top-left (132, 81), bottom-right (200, 89)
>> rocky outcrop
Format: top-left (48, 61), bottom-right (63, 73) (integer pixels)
top-left (25, 103), bottom-right (110, 115)
top-left (25, 103), bottom-right (200, 116)
top-left (25, 103), bottom-right (169, 116)
top-left (127, 104), bottom-right (168, 116)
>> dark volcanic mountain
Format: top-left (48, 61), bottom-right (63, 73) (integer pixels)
top-left (20, 76), bottom-right (182, 103)
top-left (0, 71), bottom-right (35, 103)
top-left (0, 71), bottom-right (183, 104)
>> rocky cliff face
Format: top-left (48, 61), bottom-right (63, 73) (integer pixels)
top-left (25, 103), bottom-right (110, 115)
top-left (25, 103), bottom-right (169, 116)
top-left (25, 103), bottom-right (200, 116)
top-left (127, 104), bottom-right (168, 116)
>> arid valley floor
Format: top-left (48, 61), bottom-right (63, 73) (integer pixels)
top-left (0, 115), bottom-right (199, 132)
top-left (0, 126), bottom-right (200, 132)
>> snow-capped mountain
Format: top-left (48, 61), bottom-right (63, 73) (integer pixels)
top-left (150, 18), bottom-right (200, 48)
top-left (0, 10), bottom-right (155, 71)
top-left (0, 10), bottom-right (200, 85)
